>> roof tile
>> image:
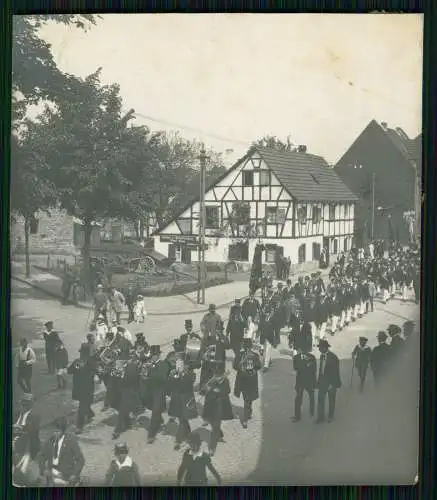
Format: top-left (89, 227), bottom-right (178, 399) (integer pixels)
top-left (256, 147), bottom-right (358, 202)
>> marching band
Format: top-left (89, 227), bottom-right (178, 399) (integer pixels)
top-left (12, 241), bottom-right (419, 486)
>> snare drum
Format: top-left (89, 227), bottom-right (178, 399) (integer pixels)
top-left (185, 338), bottom-right (202, 365)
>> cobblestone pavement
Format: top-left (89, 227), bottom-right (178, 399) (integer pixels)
top-left (11, 281), bottom-right (419, 485)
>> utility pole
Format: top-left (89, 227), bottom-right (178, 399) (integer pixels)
top-left (197, 144), bottom-right (208, 304)
top-left (371, 172), bottom-right (376, 241)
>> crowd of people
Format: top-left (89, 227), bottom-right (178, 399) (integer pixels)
top-left (12, 241), bottom-right (419, 486)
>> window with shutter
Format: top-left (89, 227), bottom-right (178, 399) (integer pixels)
top-left (266, 207), bottom-right (278, 224)
top-left (242, 171), bottom-right (254, 186)
top-left (205, 207), bottom-right (219, 229)
top-left (259, 170), bottom-right (271, 186)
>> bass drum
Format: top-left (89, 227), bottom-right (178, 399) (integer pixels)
top-left (185, 338), bottom-right (202, 368)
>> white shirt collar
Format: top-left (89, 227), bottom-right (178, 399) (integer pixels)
top-left (115, 456), bottom-right (132, 468)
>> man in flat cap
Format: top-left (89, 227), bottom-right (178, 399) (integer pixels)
top-left (316, 339), bottom-right (341, 423)
top-left (370, 331), bottom-right (391, 388)
top-left (200, 304), bottom-right (222, 341)
top-left (352, 336), bottom-right (372, 392)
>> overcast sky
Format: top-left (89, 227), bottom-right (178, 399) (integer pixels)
top-left (37, 13), bottom-right (423, 166)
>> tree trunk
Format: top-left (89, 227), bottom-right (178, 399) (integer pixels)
top-left (82, 222), bottom-right (93, 298)
top-left (24, 215), bottom-right (31, 278)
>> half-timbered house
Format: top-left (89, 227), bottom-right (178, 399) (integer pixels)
top-left (153, 147), bottom-right (358, 265)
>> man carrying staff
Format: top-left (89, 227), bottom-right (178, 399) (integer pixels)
top-left (233, 338), bottom-right (262, 429)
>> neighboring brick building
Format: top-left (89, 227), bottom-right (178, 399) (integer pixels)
top-left (10, 208), bottom-right (157, 256)
top-left (335, 120), bottom-right (422, 246)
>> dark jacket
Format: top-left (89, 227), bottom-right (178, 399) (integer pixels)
top-left (67, 359), bottom-right (95, 404)
top-left (104, 457), bottom-right (141, 486)
top-left (233, 349), bottom-right (262, 401)
top-left (144, 359), bottom-right (170, 413)
top-left (370, 343), bottom-right (391, 376)
top-left (390, 335), bottom-right (405, 358)
top-left (241, 298), bottom-right (261, 321)
top-left (43, 330), bottom-right (61, 353)
top-left (13, 410), bottom-right (41, 460)
top-left (352, 345), bottom-right (372, 371)
top-left (54, 347), bottom-right (69, 370)
top-left (226, 305), bottom-right (246, 346)
top-left (259, 310), bottom-right (275, 345)
top-left (38, 432), bottom-right (85, 480)
top-left (317, 350), bottom-right (341, 390)
top-left (293, 352), bottom-right (317, 390)
top-left (168, 369), bottom-right (197, 420)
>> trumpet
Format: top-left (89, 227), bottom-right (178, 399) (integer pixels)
top-left (199, 370), bottom-right (230, 396)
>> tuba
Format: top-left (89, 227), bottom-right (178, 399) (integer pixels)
top-left (200, 370), bottom-right (230, 396)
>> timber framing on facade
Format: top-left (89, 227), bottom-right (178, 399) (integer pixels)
top-left (153, 146), bottom-right (358, 265)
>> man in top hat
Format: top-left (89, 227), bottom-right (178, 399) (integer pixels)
top-left (134, 332), bottom-right (149, 352)
top-left (93, 284), bottom-right (109, 323)
top-left (13, 393), bottom-right (41, 461)
top-left (104, 442), bottom-right (141, 486)
top-left (233, 338), bottom-right (262, 428)
top-left (200, 304), bottom-right (222, 340)
top-left (144, 345), bottom-right (170, 444)
top-left (226, 299), bottom-right (246, 360)
top-left (292, 344), bottom-right (317, 423)
top-left (42, 321), bottom-right (61, 374)
top-left (387, 324), bottom-right (405, 358)
top-left (370, 331), bottom-right (391, 388)
top-left (67, 343), bottom-right (95, 434)
top-left (352, 337), bottom-right (372, 392)
top-left (179, 319), bottom-right (202, 350)
top-left (199, 320), bottom-right (227, 388)
top-left (316, 339), bottom-right (341, 423)
top-left (38, 417), bottom-right (84, 486)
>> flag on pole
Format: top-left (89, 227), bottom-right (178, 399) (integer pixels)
top-left (249, 244), bottom-right (264, 294)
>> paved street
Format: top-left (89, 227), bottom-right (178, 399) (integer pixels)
top-left (11, 280), bottom-right (419, 486)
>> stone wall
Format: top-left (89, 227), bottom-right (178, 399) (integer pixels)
top-left (10, 208), bottom-right (78, 255)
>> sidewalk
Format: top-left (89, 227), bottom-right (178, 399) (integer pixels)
top-left (11, 261), bottom-right (331, 316)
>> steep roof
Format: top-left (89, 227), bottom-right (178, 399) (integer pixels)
top-left (256, 147), bottom-right (358, 202)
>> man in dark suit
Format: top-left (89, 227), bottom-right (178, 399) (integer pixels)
top-left (371, 331), bottom-right (391, 387)
top-left (226, 299), bottom-right (246, 360)
top-left (38, 417), bottom-right (85, 486)
top-left (42, 321), bottom-right (61, 374)
top-left (292, 346), bottom-right (317, 422)
top-left (13, 393), bottom-right (41, 461)
top-left (387, 324), bottom-right (405, 359)
top-left (67, 344), bottom-right (95, 434)
top-left (316, 339), bottom-right (341, 423)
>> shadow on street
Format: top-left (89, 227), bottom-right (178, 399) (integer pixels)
top-left (244, 336), bottom-right (419, 485)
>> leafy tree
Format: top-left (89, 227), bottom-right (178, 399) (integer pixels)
top-left (26, 69), bottom-right (154, 293)
top-left (146, 131), bottom-right (227, 227)
top-left (252, 135), bottom-right (297, 152)
top-left (10, 132), bottom-right (57, 277)
top-left (12, 15), bottom-right (98, 125)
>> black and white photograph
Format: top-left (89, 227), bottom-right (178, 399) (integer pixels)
top-left (10, 13), bottom-right (422, 486)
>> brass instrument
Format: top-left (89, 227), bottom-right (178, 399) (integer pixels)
top-left (199, 370), bottom-right (230, 396)
top-left (139, 359), bottom-right (156, 380)
top-left (12, 425), bottom-right (24, 452)
top-left (109, 359), bottom-right (128, 378)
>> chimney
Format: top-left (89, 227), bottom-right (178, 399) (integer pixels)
top-left (298, 145), bottom-right (307, 153)
top-left (381, 122), bottom-right (388, 130)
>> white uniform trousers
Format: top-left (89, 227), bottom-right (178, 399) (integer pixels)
top-left (383, 289), bottom-right (390, 303)
top-left (402, 284), bottom-right (408, 301)
top-left (319, 322), bottom-right (327, 339)
top-left (331, 315), bottom-right (339, 333)
top-left (346, 308), bottom-right (352, 324)
top-left (263, 341), bottom-right (273, 368)
top-left (353, 304), bottom-right (360, 319)
top-left (339, 310), bottom-right (346, 329)
top-left (360, 301), bottom-right (366, 315)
